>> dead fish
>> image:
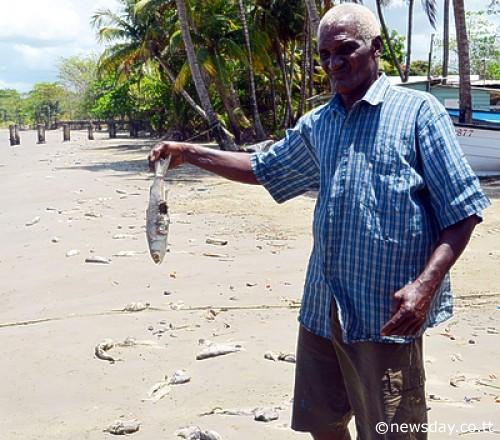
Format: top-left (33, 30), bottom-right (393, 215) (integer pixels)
top-left (196, 341), bottom-right (243, 360)
top-left (205, 238), bottom-right (228, 246)
top-left (143, 380), bottom-right (171, 402)
top-left (202, 252), bottom-right (228, 258)
top-left (143, 370), bottom-right (191, 402)
top-left (175, 426), bottom-right (222, 440)
top-left (104, 419), bottom-right (140, 435)
top-left (113, 250), bottom-right (146, 257)
top-left (95, 339), bottom-right (120, 364)
top-left (253, 407), bottom-right (279, 422)
top-left (168, 369), bottom-right (191, 385)
top-left (146, 156), bottom-right (171, 264)
top-left (122, 302), bottom-right (150, 312)
top-left (85, 256), bottom-right (110, 264)
top-left (264, 351), bottom-right (296, 363)
top-left (25, 216), bottom-right (40, 227)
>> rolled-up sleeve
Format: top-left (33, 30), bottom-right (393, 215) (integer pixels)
top-left (251, 121), bottom-right (320, 203)
top-left (417, 101), bottom-right (490, 229)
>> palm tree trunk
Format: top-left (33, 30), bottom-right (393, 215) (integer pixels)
top-left (453, 0), bottom-right (472, 123)
top-left (297, 18), bottom-right (308, 119)
top-left (274, 40), bottom-right (294, 128)
top-left (214, 76), bottom-right (242, 144)
top-left (376, 0), bottom-right (405, 81)
top-left (174, 0), bottom-right (237, 150)
top-left (237, 0), bottom-right (266, 140)
top-left (404, 0), bottom-right (414, 82)
top-left (304, 0), bottom-right (320, 36)
top-left (442, 0), bottom-right (450, 84)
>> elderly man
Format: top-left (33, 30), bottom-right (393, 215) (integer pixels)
top-left (149, 4), bottom-right (489, 439)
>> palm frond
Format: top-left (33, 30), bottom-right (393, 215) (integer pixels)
top-left (421, 0), bottom-right (437, 29)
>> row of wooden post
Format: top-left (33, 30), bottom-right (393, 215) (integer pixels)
top-left (7, 121), bottom-right (126, 146)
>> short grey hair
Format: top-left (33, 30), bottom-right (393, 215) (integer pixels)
top-left (318, 4), bottom-right (380, 43)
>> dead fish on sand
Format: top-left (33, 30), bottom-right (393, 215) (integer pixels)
top-left (95, 339), bottom-right (120, 364)
top-left (146, 156), bottom-right (171, 264)
top-left (175, 426), bottom-right (222, 440)
top-left (122, 302), bottom-right (150, 312)
top-left (95, 337), bottom-right (160, 363)
top-left (25, 216), bottom-right (40, 227)
top-left (104, 419), bottom-right (140, 435)
top-left (143, 370), bottom-right (191, 402)
top-left (264, 351), bottom-right (296, 363)
top-left (196, 339), bottom-right (243, 360)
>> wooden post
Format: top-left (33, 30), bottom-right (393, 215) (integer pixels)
top-left (88, 121), bottom-right (94, 140)
top-left (108, 120), bottom-right (116, 138)
top-left (63, 124), bottom-right (70, 141)
top-left (14, 124), bottom-right (20, 145)
top-left (37, 124), bottom-right (45, 144)
top-left (9, 124), bottom-right (17, 146)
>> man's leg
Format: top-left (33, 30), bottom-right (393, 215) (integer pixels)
top-left (330, 306), bottom-right (427, 440)
top-left (291, 326), bottom-right (353, 438)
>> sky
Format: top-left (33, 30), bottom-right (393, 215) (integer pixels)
top-left (0, 0), bottom-right (497, 92)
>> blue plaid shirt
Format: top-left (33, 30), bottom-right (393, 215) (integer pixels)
top-left (251, 74), bottom-right (490, 344)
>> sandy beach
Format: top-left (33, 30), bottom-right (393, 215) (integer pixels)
top-left (0, 128), bottom-right (498, 439)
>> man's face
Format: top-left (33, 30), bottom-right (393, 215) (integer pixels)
top-left (318, 19), bottom-right (379, 96)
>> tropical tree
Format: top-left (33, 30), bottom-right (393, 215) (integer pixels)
top-left (442, 0), bottom-right (450, 84)
top-left (376, 0), bottom-right (405, 81)
top-left (453, 0), bottom-right (472, 123)
top-left (237, 0), bottom-right (266, 140)
top-left (174, 0), bottom-right (237, 150)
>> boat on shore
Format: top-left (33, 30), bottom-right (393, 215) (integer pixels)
top-left (448, 110), bottom-right (500, 176)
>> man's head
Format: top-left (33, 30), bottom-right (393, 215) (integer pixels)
top-left (318, 4), bottom-right (382, 98)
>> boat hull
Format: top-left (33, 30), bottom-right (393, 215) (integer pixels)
top-left (455, 125), bottom-right (500, 176)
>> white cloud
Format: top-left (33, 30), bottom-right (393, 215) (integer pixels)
top-left (0, 78), bottom-right (32, 92)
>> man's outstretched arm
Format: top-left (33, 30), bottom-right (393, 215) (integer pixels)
top-left (148, 141), bottom-right (259, 185)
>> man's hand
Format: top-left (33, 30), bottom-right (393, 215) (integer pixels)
top-left (148, 141), bottom-right (188, 171)
top-left (380, 281), bottom-right (435, 337)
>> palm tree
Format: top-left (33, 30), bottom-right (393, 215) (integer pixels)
top-left (237, 0), bottom-right (267, 140)
top-left (174, 0), bottom-right (237, 150)
top-left (453, 0), bottom-right (472, 123)
top-left (442, 0), bottom-right (450, 84)
top-left (303, 0), bottom-right (320, 35)
top-left (404, 0), bottom-right (437, 82)
top-left (376, 0), bottom-right (405, 81)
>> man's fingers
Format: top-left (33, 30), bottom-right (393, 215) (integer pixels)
top-left (380, 310), bottom-right (404, 335)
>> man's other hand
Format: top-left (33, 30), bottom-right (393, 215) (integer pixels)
top-left (380, 281), bottom-right (435, 337)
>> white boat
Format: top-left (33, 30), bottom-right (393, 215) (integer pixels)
top-left (454, 123), bottom-right (500, 176)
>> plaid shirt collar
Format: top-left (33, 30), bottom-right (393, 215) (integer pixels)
top-left (328, 73), bottom-right (390, 114)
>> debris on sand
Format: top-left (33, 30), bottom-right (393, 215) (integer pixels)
top-left (175, 426), bottom-right (222, 440)
top-left (201, 406), bottom-right (281, 422)
top-left (206, 238), bottom-right (228, 246)
top-left (122, 302), bottom-right (150, 312)
top-left (104, 419), bottom-right (140, 435)
top-left (95, 339), bottom-right (120, 364)
top-left (143, 370), bottom-right (191, 402)
top-left (202, 252), bottom-right (229, 258)
top-left (264, 351), bottom-right (296, 363)
top-left (113, 250), bottom-right (146, 257)
top-left (25, 216), bottom-right (40, 227)
top-left (253, 407), bottom-right (280, 422)
top-left (450, 374), bottom-right (466, 387)
top-left (95, 337), bottom-right (161, 363)
top-left (85, 256), bottom-right (111, 264)
top-left (112, 234), bottom-right (135, 240)
top-left (196, 339), bottom-right (242, 360)
top-left (66, 249), bottom-right (80, 257)
top-left (51, 237), bottom-right (60, 243)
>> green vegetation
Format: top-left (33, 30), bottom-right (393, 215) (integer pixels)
top-left (1, 1), bottom-right (497, 132)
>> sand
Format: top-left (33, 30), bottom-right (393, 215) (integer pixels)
top-left (0, 128), bottom-right (498, 439)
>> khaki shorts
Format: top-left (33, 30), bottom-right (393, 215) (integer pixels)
top-left (292, 306), bottom-right (427, 439)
